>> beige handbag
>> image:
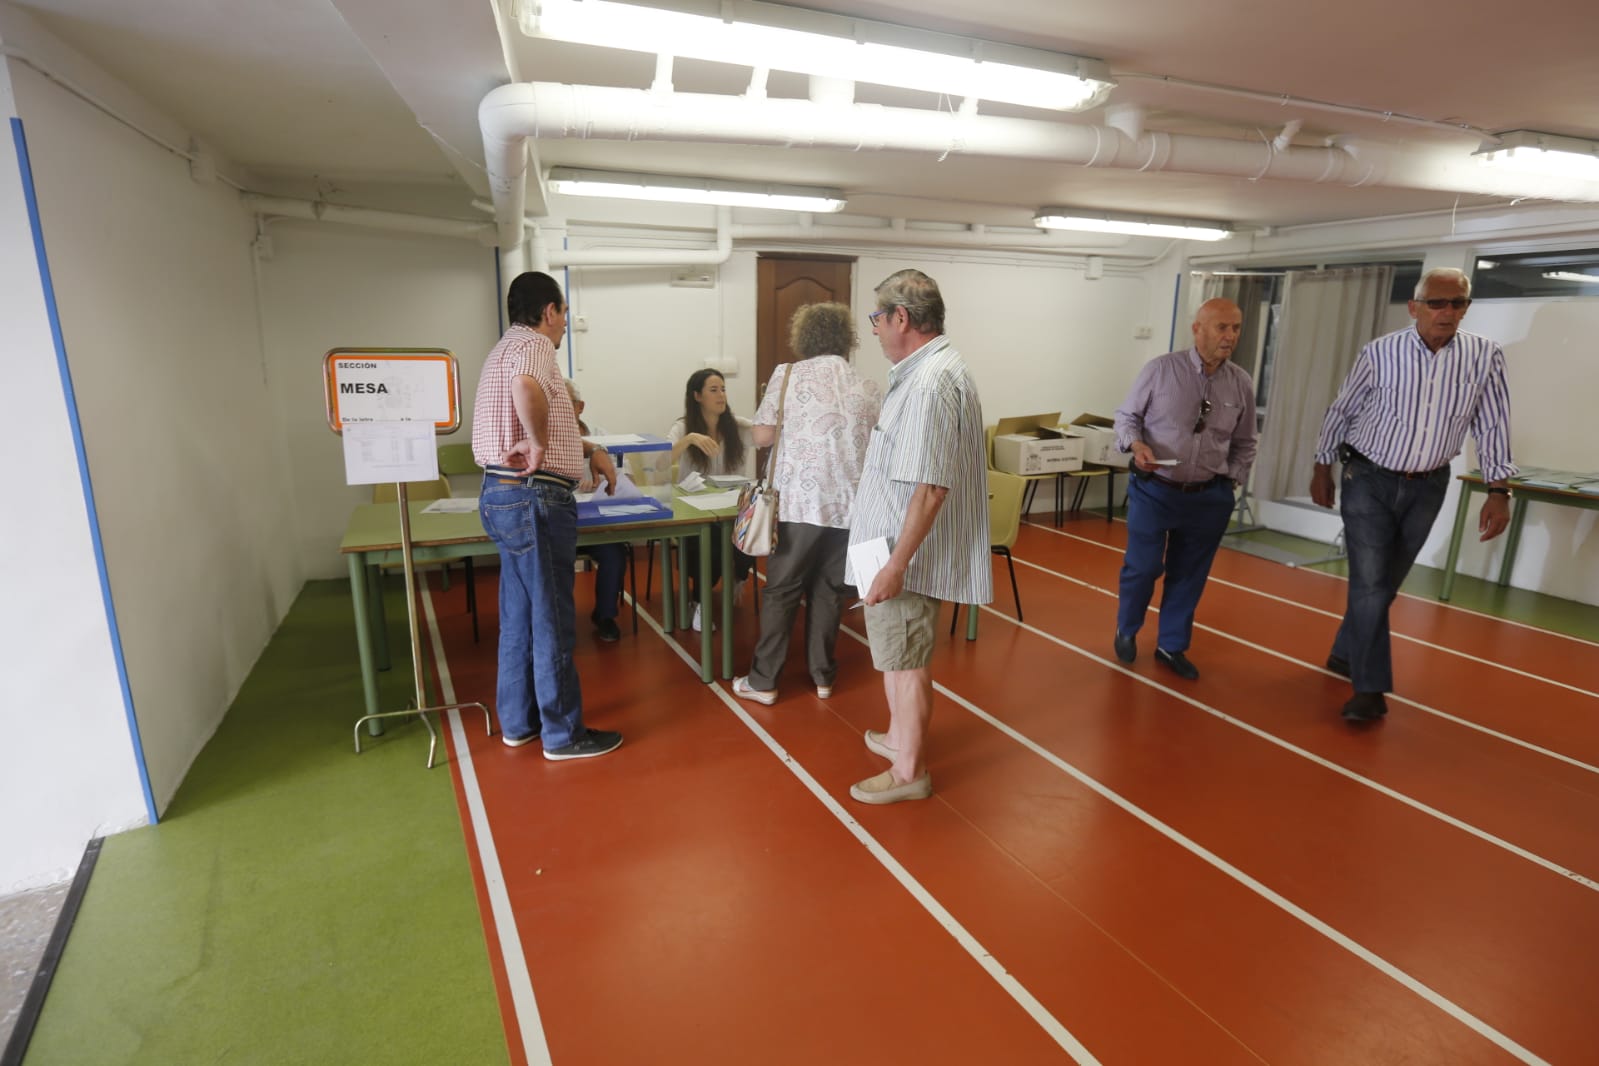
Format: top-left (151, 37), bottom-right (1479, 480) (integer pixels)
top-left (731, 365), bottom-right (793, 557)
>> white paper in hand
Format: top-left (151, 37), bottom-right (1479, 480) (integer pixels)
top-left (847, 536), bottom-right (892, 596)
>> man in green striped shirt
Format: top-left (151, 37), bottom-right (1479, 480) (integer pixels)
top-left (847, 269), bottom-right (992, 805)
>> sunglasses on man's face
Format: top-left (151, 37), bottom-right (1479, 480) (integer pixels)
top-left (1418, 297), bottom-right (1471, 310)
top-left (1193, 398), bottom-right (1213, 434)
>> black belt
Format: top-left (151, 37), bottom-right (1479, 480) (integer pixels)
top-left (483, 466), bottom-right (578, 488)
top-left (1143, 473), bottom-right (1229, 494)
top-left (1341, 446), bottom-right (1446, 481)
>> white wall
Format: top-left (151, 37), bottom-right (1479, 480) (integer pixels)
top-left (0, 57), bottom-right (147, 892)
top-left (258, 222), bottom-right (500, 578)
top-left (560, 241), bottom-right (1168, 457)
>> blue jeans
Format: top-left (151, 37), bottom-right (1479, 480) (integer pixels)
top-left (1332, 460), bottom-right (1448, 693)
top-left (1116, 475), bottom-right (1235, 653)
top-left (479, 476), bottom-right (584, 748)
top-left (588, 543), bottom-right (628, 621)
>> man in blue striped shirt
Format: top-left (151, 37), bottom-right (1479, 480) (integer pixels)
top-left (1310, 267), bottom-right (1515, 722)
top-left (846, 269), bottom-right (992, 805)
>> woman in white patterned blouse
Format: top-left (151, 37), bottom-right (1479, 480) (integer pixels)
top-left (732, 302), bottom-right (882, 705)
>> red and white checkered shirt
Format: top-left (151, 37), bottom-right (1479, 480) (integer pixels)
top-left (471, 325), bottom-right (585, 478)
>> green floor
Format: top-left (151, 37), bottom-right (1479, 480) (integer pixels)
top-left (22, 579), bottom-right (507, 1066)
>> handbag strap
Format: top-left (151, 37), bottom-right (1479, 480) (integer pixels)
top-left (758, 364), bottom-right (794, 484)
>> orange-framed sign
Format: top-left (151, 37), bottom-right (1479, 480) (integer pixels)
top-left (324, 348), bottom-right (460, 434)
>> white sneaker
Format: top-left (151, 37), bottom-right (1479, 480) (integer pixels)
top-left (691, 604), bottom-right (715, 632)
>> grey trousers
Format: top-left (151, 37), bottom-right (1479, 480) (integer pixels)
top-left (745, 522), bottom-right (852, 691)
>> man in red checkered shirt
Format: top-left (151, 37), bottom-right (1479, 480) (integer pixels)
top-left (471, 271), bottom-right (623, 761)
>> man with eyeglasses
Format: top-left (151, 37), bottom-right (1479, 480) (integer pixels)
top-left (1310, 267), bottom-right (1515, 723)
top-left (1112, 298), bottom-right (1258, 680)
top-left (847, 269), bottom-right (991, 805)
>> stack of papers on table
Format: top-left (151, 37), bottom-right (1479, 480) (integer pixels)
top-left (1512, 468), bottom-right (1595, 490)
top-left (421, 497), bottom-right (480, 514)
top-left (679, 490), bottom-right (742, 511)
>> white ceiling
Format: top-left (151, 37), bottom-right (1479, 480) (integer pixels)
top-left (14, 0), bottom-right (1599, 229)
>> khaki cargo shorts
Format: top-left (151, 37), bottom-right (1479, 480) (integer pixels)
top-left (864, 590), bottom-right (940, 671)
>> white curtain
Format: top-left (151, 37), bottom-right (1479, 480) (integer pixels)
top-left (1253, 265), bottom-right (1393, 501)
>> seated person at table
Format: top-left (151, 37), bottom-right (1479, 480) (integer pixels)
top-left (565, 378), bottom-right (627, 644)
top-left (667, 368), bottom-right (755, 631)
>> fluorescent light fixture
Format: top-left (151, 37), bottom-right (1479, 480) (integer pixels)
top-left (520, 0), bottom-right (1114, 112)
top-left (1542, 271), bottom-right (1599, 284)
top-left (1034, 210), bottom-right (1232, 241)
top-left (1476, 130), bottom-right (1599, 181)
top-left (548, 167), bottom-right (845, 212)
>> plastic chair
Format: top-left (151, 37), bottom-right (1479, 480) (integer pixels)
top-left (436, 443), bottom-right (480, 475)
top-left (437, 443), bottom-right (482, 498)
top-left (951, 469), bottom-right (1026, 634)
top-left (372, 477), bottom-right (479, 641)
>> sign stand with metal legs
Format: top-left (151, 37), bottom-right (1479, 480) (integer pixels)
top-left (326, 347), bottom-right (492, 768)
top-left (352, 481), bottom-right (494, 768)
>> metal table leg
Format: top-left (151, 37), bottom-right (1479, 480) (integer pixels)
top-left (1438, 483), bottom-right (1475, 601)
top-left (1497, 495), bottom-right (1530, 587)
top-left (349, 554), bottom-right (384, 735)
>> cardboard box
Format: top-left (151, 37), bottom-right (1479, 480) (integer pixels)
top-left (993, 428), bottom-right (1085, 474)
top-left (1067, 413), bottom-right (1130, 468)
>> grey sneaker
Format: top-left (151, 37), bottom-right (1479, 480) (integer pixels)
top-left (543, 728), bottom-right (624, 761)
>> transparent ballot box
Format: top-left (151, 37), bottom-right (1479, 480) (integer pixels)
top-left (588, 433), bottom-right (673, 503)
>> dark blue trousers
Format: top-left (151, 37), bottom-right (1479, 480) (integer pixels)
top-left (1331, 460), bottom-right (1448, 694)
top-left (588, 543), bottom-right (628, 621)
top-left (1116, 475), bottom-right (1235, 653)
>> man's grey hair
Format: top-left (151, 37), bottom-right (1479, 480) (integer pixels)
top-left (873, 269), bottom-right (946, 335)
top-left (563, 377), bottom-right (581, 402)
top-left (1414, 267), bottom-right (1472, 300)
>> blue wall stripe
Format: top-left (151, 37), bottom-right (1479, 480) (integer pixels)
top-left (10, 117), bottom-right (159, 825)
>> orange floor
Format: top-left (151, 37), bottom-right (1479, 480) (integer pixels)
top-left (420, 515), bottom-right (1599, 1066)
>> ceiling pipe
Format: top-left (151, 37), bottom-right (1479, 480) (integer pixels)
top-left (240, 194), bottom-right (498, 243)
top-left (545, 207), bottom-right (734, 266)
top-left (478, 82), bottom-right (1599, 250)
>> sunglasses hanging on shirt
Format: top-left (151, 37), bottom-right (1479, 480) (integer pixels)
top-left (1193, 397), bottom-right (1213, 434)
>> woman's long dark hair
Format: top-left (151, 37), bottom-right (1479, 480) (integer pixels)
top-left (681, 369), bottom-right (744, 472)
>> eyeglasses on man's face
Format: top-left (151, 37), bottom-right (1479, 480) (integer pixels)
top-left (1193, 398), bottom-right (1213, 434)
top-left (1417, 297), bottom-right (1471, 311)
top-left (868, 307), bottom-right (895, 328)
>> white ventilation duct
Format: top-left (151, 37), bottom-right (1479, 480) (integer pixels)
top-left (241, 194), bottom-right (499, 244)
top-left (479, 82), bottom-right (1599, 252)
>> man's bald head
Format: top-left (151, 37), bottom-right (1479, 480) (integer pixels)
top-left (1192, 298), bottom-right (1244, 370)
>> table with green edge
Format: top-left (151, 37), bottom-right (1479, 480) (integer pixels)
top-left (339, 492), bottom-right (740, 732)
top-left (1439, 470), bottom-right (1599, 601)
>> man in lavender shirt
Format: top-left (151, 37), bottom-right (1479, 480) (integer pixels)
top-left (1112, 298), bottom-right (1258, 680)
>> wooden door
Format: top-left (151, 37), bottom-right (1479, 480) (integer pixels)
top-left (754, 254), bottom-right (855, 407)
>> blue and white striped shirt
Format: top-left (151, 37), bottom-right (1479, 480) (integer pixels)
top-left (1314, 327), bottom-right (1517, 481)
top-left (846, 337), bottom-right (993, 605)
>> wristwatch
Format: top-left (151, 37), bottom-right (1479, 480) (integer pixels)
top-left (1486, 486), bottom-right (1510, 496)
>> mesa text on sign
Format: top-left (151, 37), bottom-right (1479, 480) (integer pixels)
top-left (324, 349), bottom-right (459, 432)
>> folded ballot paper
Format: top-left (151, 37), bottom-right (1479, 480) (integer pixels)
top-left (846, 536), bottom-right (891, 594)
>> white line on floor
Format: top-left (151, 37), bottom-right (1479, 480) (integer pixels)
top-left (839, 620), bottom-right (1551, 1066)
top-left (1010, 554), bottom-right (1599, 779)
top-left (644, 610), bottom-right (1103, 1065)
top-left (420, 585), bottom-right (552, 1066)
top-left (1039, 522), bottom-right (1599, 671)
